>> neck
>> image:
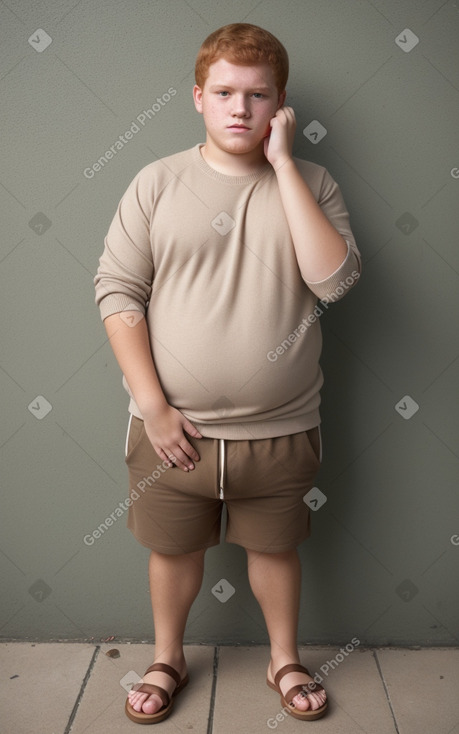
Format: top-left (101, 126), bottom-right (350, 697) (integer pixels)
top-left (200, 140), bottom-right (268, 177)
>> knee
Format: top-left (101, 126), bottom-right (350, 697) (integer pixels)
top-left (244, 547), bottom-right (299, 562)
top-left (149, 548), bottom-right (206, 564)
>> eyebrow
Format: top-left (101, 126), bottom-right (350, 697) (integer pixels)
top-left (207, 83), bottom-right (273, 92)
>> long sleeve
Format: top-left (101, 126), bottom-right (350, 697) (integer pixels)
top-left (94, 168), bottom-right (154, 321)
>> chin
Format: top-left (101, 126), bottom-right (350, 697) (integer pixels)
top-left (223, 138), bottom-right (263, 155)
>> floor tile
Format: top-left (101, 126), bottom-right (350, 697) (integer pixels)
top-left (2, 642), bottom-right (458, 734)
top-left (376, 648), bottom-right (459, 734)
top-left (0, 642), bottom-right (95, 734)
top-left (70, 643), bottom-right (214, 733)
top-left (213, 645), bottom-right (397, 734)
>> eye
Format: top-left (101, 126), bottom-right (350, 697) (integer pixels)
top-left (217, 91), bottom-right (229, 97)
top-left (252, 93), bottom-right (264, 99)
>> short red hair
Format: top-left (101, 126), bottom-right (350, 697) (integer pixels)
top-left (195, 23), bottom-right (289, 94)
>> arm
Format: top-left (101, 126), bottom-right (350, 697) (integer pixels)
top-left (264, 107), bottom-right (350, 282)
top-left (104, 312), bottom-right (201, 471)
top-left (95, 168), bottom-right (201, 471)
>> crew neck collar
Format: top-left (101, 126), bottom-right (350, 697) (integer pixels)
top-left (192, 143), bottom-right (272, 185)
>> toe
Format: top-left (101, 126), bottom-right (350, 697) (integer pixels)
top-left (141, 693), bottom-right (164, 714)
top-left (292, 691), bottom-right (311, 711)
top-left (128, 690), bottom-right (164, 714)
top-left (307, 691), bottom-right (327, 711)
top-left (292, 689), bottom-right (326, 712)
top-left (128, 691), bottom-right (147, 713)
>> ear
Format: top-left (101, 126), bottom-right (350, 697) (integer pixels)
top-left (277, 90), bottom-right (287, 110)
top-left (193, 84), bottom-right (204, 114)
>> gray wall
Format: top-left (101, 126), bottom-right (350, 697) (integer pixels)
top-left (1, 0), bottom-right (458, 646)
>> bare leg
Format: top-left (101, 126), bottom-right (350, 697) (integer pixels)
top-left (246, 548), bottom-right (327, 712)
top-left (128, 548), bottom-right (205, 714)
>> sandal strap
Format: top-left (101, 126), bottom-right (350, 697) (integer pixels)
top-left (144, 662), bottom-right (181, 687)
top-left (131, 663), bottom-right (182, 709)
top-left (274, 663), bottom-right (325, 704)
top-left (131, 682), bottom-right (169, 708)
top-left (274, 663), bottom-right (310, 688)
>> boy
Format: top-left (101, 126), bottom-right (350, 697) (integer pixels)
top-left (94, 23), bottom-right (361, 724)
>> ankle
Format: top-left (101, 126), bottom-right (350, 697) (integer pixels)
top-left (153, 647), bottom-right (186, 666)
top-left (270, 651), bottom-right (301, 672)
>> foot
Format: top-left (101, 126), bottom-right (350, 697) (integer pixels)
top-left (267, 660), bottom-right (327, 712)
top-left (128, 655), bottom-right (188, 715)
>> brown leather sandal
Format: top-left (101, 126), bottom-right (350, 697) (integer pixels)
top-left (267, 663), bottom-right (328, 721)
top-left (125, 662), bottom-right (189, 724)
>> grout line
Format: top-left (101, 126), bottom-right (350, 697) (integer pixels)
top-left (206, 645), bottom-right (219, 734)
top-left (373, 650), bottom-right (400, 734)
top-left (64, 644), bottom-right (100, 734)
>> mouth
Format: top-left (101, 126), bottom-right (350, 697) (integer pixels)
top-left (227, 124), bottom-right (251, 131)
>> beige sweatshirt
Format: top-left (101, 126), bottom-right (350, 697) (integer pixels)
top-left (94, 143), bottom-right (361, 439)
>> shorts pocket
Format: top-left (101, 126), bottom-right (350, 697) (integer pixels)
top-left (125, 414), bottom-right (145, 463)
top-left (304, 426), bottom-right (322, 466)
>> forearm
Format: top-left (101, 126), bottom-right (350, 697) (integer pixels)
top-left (275, 158), bottom-right (348, 282)
top-left (104, 312), bottom-right (168, 417)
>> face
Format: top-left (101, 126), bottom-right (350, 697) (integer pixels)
top-left (193, 57), bottom-right (286, 159)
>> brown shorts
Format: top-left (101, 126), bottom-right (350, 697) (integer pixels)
top-left (124, 415), bottom-right (321, 555)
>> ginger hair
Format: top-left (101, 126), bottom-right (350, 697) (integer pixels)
top-left (195, 23), bottom-right (289, 93)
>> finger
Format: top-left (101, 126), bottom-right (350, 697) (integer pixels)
top-left (156, 447), bottom-right (177, 469)
top-left (179, 439), bottom-right (200, 463)
top-left (281, 106), bottom-right (293, 119)
top-left (285, 110), bottom-right (296, 127)
top-left (164, 446), bottom-right (194, 472)
top-left (183, 419), bottom-right (202, 439)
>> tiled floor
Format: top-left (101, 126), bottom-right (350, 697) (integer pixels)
top-left (1, 642), bottom-right (458, 733)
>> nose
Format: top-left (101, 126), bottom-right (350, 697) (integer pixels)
top-left (231, 94), bottom-right (250, 118)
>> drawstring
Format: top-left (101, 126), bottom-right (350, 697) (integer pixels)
top-left (219, 439), bottom-right (225, 499)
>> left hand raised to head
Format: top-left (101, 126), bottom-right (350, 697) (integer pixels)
top-left (263, 106), bottom-right (296, 170)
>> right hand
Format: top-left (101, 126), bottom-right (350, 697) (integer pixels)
top-left (143, 403), bottom-right (202, 472)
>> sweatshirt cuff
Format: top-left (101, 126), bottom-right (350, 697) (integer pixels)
top-left (97, 293), bottom-right (145, 322)
top-left (305, 240), bottom-right (361, 303)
